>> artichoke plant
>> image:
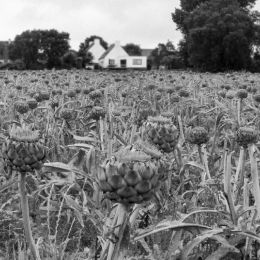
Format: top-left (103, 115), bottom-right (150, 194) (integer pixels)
top-left (2, 126), bottom-right (46, 173)
top-left (2, 125), bottom-right (45, 259)
top-left (143, 116), bottom-right (179, 153)
top-left (98, 143), bottom-right (164, 205)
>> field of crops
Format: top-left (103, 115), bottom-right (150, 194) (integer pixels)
top-left (1, 69), bottom-right (260, 259)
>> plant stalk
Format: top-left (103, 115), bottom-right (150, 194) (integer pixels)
top-left (224, 151), bottom-right (237, 225)
top-left (201, 145), bottom-right (211, 180)
top-left (107, 204), bottom-right (129, 260)
top-left (234, 147), bottom-right (245, 204)
top-left (19, 173), bottom-right (40, 260)
top-left (237, 98), bottom-right (241, 126)
top-left (249, 144), bottom-right (260, 219)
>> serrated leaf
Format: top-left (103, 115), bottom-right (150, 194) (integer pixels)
top-left (182, 209), bottom-right (230, 223)
top-left (67, 143), bottom-right (94, 150)
top-left (184, 161), bottom-right (204, 171)
top-left (134, 221), bottom-right (211, 241)
top-left (0, 180), bottom-right (17, 193)
top-left (43, 162), bottom-right (73, 172)
top-left (40, 206), bottom-right (59, 212)
top-left (230, 230), bottom-right (260, 243)
top-left (72, 134), bottom-right (99, 143)
top-left (180, 230), bottom-right (237, 260)
top-left (63, 194), bottom-right (82, 212)
top-left (63, 194), bottom-right (84, 227)
top-left (205, 246), bottom-right (240, 260)
top-left (68, 149), bottom-right (86, 168)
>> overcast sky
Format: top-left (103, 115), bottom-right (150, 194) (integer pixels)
top-left (1, 0), bottom-right (260, 50)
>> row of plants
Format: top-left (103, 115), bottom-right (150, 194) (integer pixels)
top-left (0, 70), bottom-right (260, 259)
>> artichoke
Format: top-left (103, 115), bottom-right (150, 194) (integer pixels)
top-left (143, 116), bottom-right (179, 153)
top-left (2, 126), bottom-right (46, 173)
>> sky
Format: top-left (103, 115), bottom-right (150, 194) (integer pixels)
top-left (0, 0), bottom-right (260, 50)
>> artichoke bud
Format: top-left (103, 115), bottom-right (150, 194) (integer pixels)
top-left (3, 125), bottom-right (46, 173)
top-left (97, 144), bottom-right (163, 205)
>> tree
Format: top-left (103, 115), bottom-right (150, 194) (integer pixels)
top-left (9, 30), bottom-right (41, 69)
top-left (149, 42), bottom-right (183, 69)
top-left (61, 50), bottom-right (78, 69)
top-left (41, 30), bottom-right (70, 69)
top-left (9, 29), bottom-right (70, 69)
top-left (123, 43), bottom-right (142, 56)
top-left (77, 48), bottom-right (93, 67)
top-left (172, 0), bottom-right (258, 71)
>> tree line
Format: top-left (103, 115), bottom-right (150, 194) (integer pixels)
top-left (172, 0), bottom-right (260, 72)
top-left (4, 29), bottom-right (183, 70)
top-left (3, 0), bottom-right (260, 72)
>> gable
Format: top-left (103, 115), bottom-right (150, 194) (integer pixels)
top-left (99, 42), bottom-right (130, 61)
top-left (99, 44), bottom-right (115, 60)
top-left (85, 42), bottom-right (95, 52)
top-left (87, 41), bottom-right (107, 62)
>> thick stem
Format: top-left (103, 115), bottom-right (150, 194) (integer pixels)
top-left (107, 204), bottom-right (129, 260)
top-left (198, 145), bottom-right (205, 183)
top-left (237, 99), bottom-right (241, 126)
top-left (129, 204), bottom-right (141, 228)
top-left (234, 148), bottom-right (245, 187)
top-left (234, 148), bottom-right (245, 203)
top-left (224, 151), bottom-right (237, 225)
top-left (243, 176), bottom-right (250, 209)
top-left (201, 145), bottom-right (211, 180)
top-left (177, 115), bottom-right (185, 146)
top-left (19, 173), bottom-right (40, 260)
top-left (99, 118), bottom-right (105, 151)
top-left (100, 204), bottom-right (129, 260)
top-left (249, 144), bottom-right (260, 220)
top-left (130, 124), bottom-right (137, 145)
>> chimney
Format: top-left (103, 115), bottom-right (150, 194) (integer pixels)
top-left (115, 41), bottom-right (120, 47)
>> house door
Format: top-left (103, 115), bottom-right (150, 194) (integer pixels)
top-left (120, 59), bottom-right (127, 68)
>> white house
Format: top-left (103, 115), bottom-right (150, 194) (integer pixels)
top-left (98, 41), bottom-right (147, 69)
top-left (87, 38), bottom-right (106, 64)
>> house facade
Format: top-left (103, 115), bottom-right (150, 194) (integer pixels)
top-left (87, 38), bottom-right (106, 64)
top-left (96, 41), bottom-right (147, 69)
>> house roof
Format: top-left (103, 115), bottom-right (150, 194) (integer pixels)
top-left (99, 44), bottom-right (115, 60)
top-left (85, 42), bottom-right (95, 53)
top-left (141, 49), bottom-right (153, 57)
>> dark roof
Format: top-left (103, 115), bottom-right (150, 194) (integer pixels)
top-left (141, 49), bottom-right (153, 57)
top-left (85, 42), bottom-right (95, 53)
top-left (99, 44), bottom-right (115, 60)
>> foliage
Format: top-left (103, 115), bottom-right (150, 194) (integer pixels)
top-left (9, 29), bottom-right (70, 69)
top-left (150, 42), bottom-right (183, 69)
top-left (0, 59), bottom-right (26, 70)
top-left (178, 0), bottom-right (256, 12)
top-left (61, 50), bottom-right (91, 69)
top-left (172, 0), bottom-right (260, 71)
top-left (123, 43), bottom-right (142, 56)
top-left (1, 70), bottom-right (260, 259)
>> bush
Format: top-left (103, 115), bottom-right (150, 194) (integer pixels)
top-left (0, 59), bottom-right (26, 70)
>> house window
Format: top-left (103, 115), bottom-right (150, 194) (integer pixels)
top-left (133, 59), bottom-right (142, 65)
top-left (109, 59), bottom-right (115, 65)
